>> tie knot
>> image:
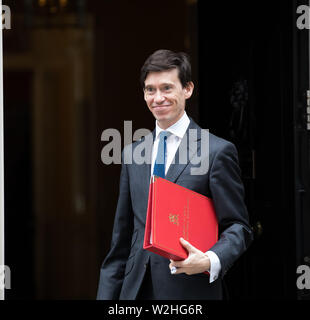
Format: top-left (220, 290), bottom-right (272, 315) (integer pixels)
top-left (159, 131), bottom-right (171, 141)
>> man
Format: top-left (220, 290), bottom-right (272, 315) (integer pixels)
top-left (97, 49), bottom-right (253, 300)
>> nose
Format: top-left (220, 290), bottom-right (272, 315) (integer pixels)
top-left (154, 90), bottom-right (165, 104)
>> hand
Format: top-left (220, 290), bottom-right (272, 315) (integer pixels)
top-left (169, 238), bottom-right (211, 275)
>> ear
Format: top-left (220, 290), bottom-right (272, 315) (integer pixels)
top-left (184, 82), bottom-right (194, 100)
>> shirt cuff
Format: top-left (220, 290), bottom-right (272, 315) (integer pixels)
top-left (205, 250), bottom-right (221, 283)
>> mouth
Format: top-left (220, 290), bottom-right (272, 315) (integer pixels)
top-left (152, 105), bottom-right (171, 111)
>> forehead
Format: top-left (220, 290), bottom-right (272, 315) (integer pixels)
top-left (144, 68), bottom-right (181, 86)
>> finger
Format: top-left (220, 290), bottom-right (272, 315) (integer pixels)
top-left (170, 260), bottom-right (186, 268)
top-left (170, 266), bottom-right (177, 274)
top-left (169, 262), bottom-right (175, 269)
top-left (179, 238), bottom-right (197, 253)
top-left (171, 267), bottom-right (186, 275)
top-left (169, 260), bottom-right (183, 270)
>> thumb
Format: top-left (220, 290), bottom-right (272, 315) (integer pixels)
top-left (179, 237), bottom-right (196, 253)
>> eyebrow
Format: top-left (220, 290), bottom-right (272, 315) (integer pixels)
top-left (145, 83), bottom-right (175, 88)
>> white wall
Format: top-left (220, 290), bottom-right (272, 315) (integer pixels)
top-left (0, 0), bottom-right (5, 301)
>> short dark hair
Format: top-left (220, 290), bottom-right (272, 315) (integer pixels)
top-left (140, 49), bottom-right (192, 89)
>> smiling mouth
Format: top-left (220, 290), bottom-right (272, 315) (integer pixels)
top-left (152, 105), bottom-right (171, 109)
top-left (152, 106), bottom-right (171, 113)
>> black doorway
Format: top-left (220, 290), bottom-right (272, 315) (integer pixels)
top-left (197, 0), bottom-right (308, 299)
top-left (4, 70), bottom-right (35, 300)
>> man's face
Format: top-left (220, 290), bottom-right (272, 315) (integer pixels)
top-left (144, 68), bottom-right (194, 129)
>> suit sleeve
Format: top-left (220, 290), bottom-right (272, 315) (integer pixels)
top-left (97, 152), bottom-right (134, 300)
top-left (208, 142), bottom-right (253, 278)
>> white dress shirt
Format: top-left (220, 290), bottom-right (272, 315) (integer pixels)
top-left (151, 111), bottom-right (221, 283)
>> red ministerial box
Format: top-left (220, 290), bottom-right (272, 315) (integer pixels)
top-left (143, 176), bottom-right (218, 261)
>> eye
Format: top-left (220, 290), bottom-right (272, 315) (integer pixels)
top-left (164, 85), bottom-right (172, 91)
top-left (145, 87), bottom-right (155, 94)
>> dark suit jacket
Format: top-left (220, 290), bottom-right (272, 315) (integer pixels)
top-left (97, 118), bottom-right (253, 300)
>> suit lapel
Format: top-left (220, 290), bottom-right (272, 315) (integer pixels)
top-left (137, 129), bottom-right (155, 196)
top-left (165, 118), bottom-right (202, 183)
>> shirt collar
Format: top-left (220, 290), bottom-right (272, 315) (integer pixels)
top-left (155, 111), bottom-right (190, 140)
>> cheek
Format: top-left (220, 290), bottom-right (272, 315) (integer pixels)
top-left (169, 94), bottom-right (182, 107)
top-left (145, 98), bottom-right (152, 108)
top-left (166, 94), bottom-right (178, 103)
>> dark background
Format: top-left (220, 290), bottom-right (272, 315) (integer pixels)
top-left (2, 0), bottom-right (310, 299)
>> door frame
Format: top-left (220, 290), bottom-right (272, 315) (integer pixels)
top-left (294, 0), bottom-right (310, 300)
top-left (0, 0), bottom-right (6, 301)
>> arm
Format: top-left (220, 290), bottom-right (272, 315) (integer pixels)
top-left (170, 141), bottom-right (253, 279)
top-left (97, 154), bottom-right (134, 300)
top-left (207, 141), bottom-right (253, 278)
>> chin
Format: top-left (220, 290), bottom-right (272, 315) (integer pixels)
top-left (153, 113), bottom-right (168, 120)
top-left (156, 115), bottom-right (171, 123)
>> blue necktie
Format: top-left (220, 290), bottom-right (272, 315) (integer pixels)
top-left (153, 131), bottom-right (171, 178)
